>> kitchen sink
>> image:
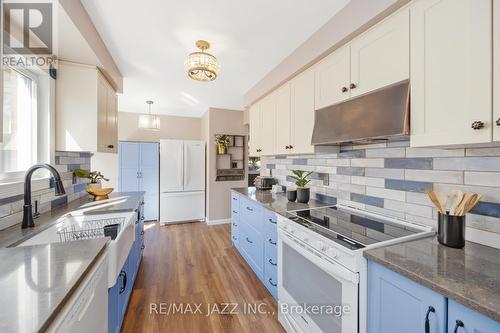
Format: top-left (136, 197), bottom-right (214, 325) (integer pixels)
top-left (17, 211), bottom-right (136, 288)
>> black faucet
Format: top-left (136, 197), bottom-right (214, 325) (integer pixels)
top-left (22, 164), bottom-right (66, 229)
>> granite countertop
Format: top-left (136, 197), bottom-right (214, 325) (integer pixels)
top-left (0, 238), bottom-right (108, 333)
top-left (364, 236), bottom-right (500, 323)
top-left (0, 191), bottom-right (145, 248)
top-left (232, 187), bottom-right (334, 214)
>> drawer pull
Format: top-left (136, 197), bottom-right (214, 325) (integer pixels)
top-left (246, 206), bottom-right (253, 212)
top-left (232, 210), bottom-right (238, 214)
top-left (349, 83), bottom-right (357, 89)
top-left (268, 258), bottom-right (277, 266)
top-left (496, 118), bottom-right (500, 126)
top-left (246, 237), bottom-right (253, 244)
top-left (140, 231), bottom-right (144, 235)
top-left (341, 86), bottom-right (348, 93)
top-left (119, 270), bottom-right (127, 294)
top-left (453, 320), bottom-right (464, 333)
top-left (232, 223), bottom-right (238, 227)
top-left (268, 278), bottom-right (277, 287)
top-left (268, 218), bottom-right (277, 224)
top-left (424, 306), bottom-right (435, 333)
top-left (268, 238), bottom-right (277, 245)
top-left (471, 121), bottom-right (485, 130)
top-left (232, 236), bottom-right (237, 241)
top-left (232, 197), bottom-right (237, 201)
top-left (141, 244), bottom-right (145, 250)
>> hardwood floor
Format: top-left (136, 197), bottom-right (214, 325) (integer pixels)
top-left (121, 221), bottom-right (285, 333)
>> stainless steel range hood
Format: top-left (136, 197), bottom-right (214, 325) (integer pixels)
top-left (311, 80), bottom-right (410, 146)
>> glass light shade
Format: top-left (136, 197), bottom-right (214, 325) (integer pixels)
top-left (138, 114), bottom-right (160, 130)
top-left (184, 51), bottom-right (220, 81)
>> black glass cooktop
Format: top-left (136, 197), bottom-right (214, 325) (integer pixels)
top-left (285, 206), bottom-right (422, 250)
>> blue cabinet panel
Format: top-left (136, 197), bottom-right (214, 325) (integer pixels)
top-left (263, 209), bottom-right (277, 238)
top-left (448, 299), bottom-right (500, 333)
top-left (239, 221), bottom-right (264, 280)
top-left (264, 257), bottom-right (278, 299)
top-left (368, 260), bottom-right (447, 333)
top-left (240, 197), bottom-right (263, 230)
top-left (119, 142), bottom-right (159, 221)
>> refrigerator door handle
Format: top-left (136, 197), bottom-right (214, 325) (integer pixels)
top-left (184, 145), bottom-right (189, 188)
top-left (178, 145), bottom-right (184, 189)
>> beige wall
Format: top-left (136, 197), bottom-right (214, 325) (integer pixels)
top-left (92, 112), bottom-right (203, 188)
top-left (203, 108), bottom-right (247, 222)
top-left (244, 0), bottom-right (409, 106)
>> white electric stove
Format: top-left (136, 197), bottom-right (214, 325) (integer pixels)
top-left (277, 204), bottom-right (434, 333)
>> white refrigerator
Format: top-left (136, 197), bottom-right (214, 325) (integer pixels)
top-left (159, 140), bottom-right (205, 224)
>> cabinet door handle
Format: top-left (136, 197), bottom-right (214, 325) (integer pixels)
top-left (246, 237), bottom-right (253, 244)
top-left (424, 306), bottom-right (435, 333)
top-left (453, 320), bottom-right (464, 333)
top-left (140, 230), bottom-right (144, 235)
top-left (232, 210), bottom-right (238, 214)
top-left (268, 258), bottom-right (277, 266)
top-left (268, 278), bottom-right (277, 287)
top-left (246, 206), bottom-right (253, 212)
top-left (232, 197), bottom-right (237, 201)
top-left (232, 236), bottom-right (237, 241)
top-left (268, 218), bottom-right (277, 224)
top-left (107, 144), bottom-right (114, 149)
top-left (119, 270), bottom-right (127, 294)
top-left (268, 238), bottom-right (276, 245)
top-left (349, 83), bottom-right (357, 89)
top-left (496, 118), bottom-right (500, 126)
top-left (289, 145), bottom-right (293, 149)
top-left (285, 145), bottom-right (289, 149)
top-left (471, 121), bottom-right (485, 130)
top-left (232, 223), bottom-right (238, 227)
top-left (141, 244), bottom-right (145, 250)
top-left (341, 86), bottom-right (348, 93)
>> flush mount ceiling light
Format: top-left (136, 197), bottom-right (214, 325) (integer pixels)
top-left (184, 40), bottom-right (220, 82)
top-left (138, 100), bottom-right (160, 130)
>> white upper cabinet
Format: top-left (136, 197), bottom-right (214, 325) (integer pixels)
top-left (291, 68), bottom-right (315, 154)
top-left (314, 45), bottom-right (350, 110)
top-left (260, 94), bottom-right (276, 156)
top-left (275, 83), bottom-right (291, 155)
top-left (248, 103), bottom-right (261, 157)
top-left (494, 0), bottom-right (500, 142)
top-left (56, 61), bottom-right (118, 153)
top-left (410, 0), bottom-right (493, 147)
top-left (350, 7), bottom-right (409, 97)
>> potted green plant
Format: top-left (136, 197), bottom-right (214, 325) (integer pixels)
top-left (215, 134), bottom-right (231, 155)
top-left (73, 168), bottom-right (109, 183)
top-left (290, 170), bottom-right (312, 203)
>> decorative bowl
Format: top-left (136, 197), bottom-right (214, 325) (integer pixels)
top-left (86, 185), bottom-right (113, 201)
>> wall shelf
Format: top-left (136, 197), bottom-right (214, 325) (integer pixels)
top-left (215, 134), bottom-right (246, 181)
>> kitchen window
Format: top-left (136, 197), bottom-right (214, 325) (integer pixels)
top-left (0, 67), bottom-right (50, 182)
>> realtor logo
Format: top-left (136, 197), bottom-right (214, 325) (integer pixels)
top-left (2, 1), bottom-right (57, 69)
top-left (3, 2), bottom-right (53, 54)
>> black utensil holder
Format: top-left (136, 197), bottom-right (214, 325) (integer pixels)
top-left (437, 212), bottom-right (465, 248)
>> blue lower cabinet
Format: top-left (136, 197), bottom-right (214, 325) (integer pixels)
top-left (448, 299), bottom-right (500, 333)
top-left (368, 260), bottom-right (447, 333)
top-left (239, 221), bottom-right (264, 280)
top-left (264, 243), bottom-right (278, 299)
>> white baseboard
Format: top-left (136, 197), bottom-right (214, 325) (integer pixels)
top-left (206, 218), bottom-right (231, 225)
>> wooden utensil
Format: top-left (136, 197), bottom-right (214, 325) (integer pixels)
top-left (434, 191), bottom-right (449, 213)
top-left (426, 189), bottom-right (446, 214)
top-left (449, 190), bottom-right (464, 216)
top-left (463, 193), bottom-right (481, 215)
top-left (457, 192), bottom-right (474, 216)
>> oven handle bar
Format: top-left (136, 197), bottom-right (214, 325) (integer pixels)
top-left (280, 231), bottom-right (359, 284)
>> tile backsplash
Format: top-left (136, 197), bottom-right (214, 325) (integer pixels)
top-left (0, 151), bottom-right (92, 230)
top-left (262, 141), bottom-right (500, 249)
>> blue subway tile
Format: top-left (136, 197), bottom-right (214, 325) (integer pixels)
top-left (266, 164), bottom-right (276, 169)
top-left (292, 159), bottom-right (308, 165)
top-left (385, 158), bottom-right (433, 169)
top-left (470, 201), bottom-right (500, 218)
top-left (385, 179), bottom-right (432, 193)
top-left (310, 172), bottom-right (327, 180)
top-left (337, 167), bottom-right (365, 176)
top-left (339, 150), bottom-right (366, 158)
top-left (0, 194), bottom-right (23, 205)
top-left (80, 152), bottom-right (93, 158)
top-left (73, 183), bottom-right (87, 193)
top-left (51, 196), bottom-right (68, 209)
top-left (286, 176), bottom-right (295, 183)
top-left (350, 193), bottom-right (384, 208)
top-left (315, 193), bottom-right (337, 205)
top-left (274, 155), bottom-right (287, 159)
top-left (68, 164), bottom-right (81, 171)
top-left (54, 156), bottom-right (60, 164)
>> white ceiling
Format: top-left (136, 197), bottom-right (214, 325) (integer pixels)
top-left (81, 0), bottom-right (350, 117)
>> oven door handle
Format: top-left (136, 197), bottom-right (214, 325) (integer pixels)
top-left (280, 232), bottom-right (359, 284)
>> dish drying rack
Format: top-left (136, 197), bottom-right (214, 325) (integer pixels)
top-left (57, 217), bottom-right (126, 242)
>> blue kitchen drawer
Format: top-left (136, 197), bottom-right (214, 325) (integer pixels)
top-left (264, 258), bottom-right (278, 299)
top-left (231, 192), bottom-right (239, 212)
top-left (240, 197), bottom-right (263, 229)
top-left (239, 221), bottom-right (264, 280)
top-left (231, 217), bottom-right (240, 248)
top-left (448, 299), bottom-right (500, 333)
top-left (263, 209), bottom-right (277, 238)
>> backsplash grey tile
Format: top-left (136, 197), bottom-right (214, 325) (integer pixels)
top-left (0, 151), bottom-right (93, 230)
top-left (261, 140), bottom-right (500, 248)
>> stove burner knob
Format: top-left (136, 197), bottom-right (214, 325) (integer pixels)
top-left (327, 248), bottom-right (339, 259)
top-left (316, 241), bottom-right (326, 251)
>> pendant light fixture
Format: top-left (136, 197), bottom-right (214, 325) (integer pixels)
top-left (184, 40), bottom-right (220, 82)
top-left (138, 100), bottom-right (160, 130)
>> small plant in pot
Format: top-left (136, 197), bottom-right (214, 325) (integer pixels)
top-left (214, 134), bottom-right (231, 155)
top-left (291, 170), bottom-right (312, 203)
